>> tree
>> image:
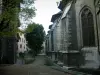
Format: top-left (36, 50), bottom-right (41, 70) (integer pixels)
top-left (0, 0), bottom-right (22, 64)
top-left (0, 0), bottom-right (36, 36)
top-left (25, 23), bottom-right (45, 56)
top-left (19, 0), bottom-right (36, 26)
top-left (0, 0), bottom-right (36, 64)
top-left (0, 0), bottom-right (21, 36)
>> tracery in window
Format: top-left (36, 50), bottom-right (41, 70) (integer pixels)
top-left (81, 8), bottom-right (95, 47)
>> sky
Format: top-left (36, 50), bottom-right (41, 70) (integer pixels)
top-left (33, 0), bottom-right (61, 33)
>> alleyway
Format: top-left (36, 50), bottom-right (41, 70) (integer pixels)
top-left (0, 55), bottom-right (67, 75)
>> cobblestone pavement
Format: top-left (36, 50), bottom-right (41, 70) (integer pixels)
top-left (0, 55), bottom-right (68, 75)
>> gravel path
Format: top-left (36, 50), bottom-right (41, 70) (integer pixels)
top-left (0, 55), bottom-right (68, 75)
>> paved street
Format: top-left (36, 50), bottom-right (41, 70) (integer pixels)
top-left (0, 55), bottom-right (68, 75)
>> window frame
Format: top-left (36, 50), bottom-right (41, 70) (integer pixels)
top-left (81, 8), bottom-right (96, 47)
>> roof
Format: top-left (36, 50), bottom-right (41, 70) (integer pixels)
top-left (51, 11), bottom-right (62, 22)
top-left (49, 24), bottom-right (53, 29)
top-left (51, 2), bottom-right (72, 22)
top-left (58, 0), bottom-right (72, 11)
top-left (51, 22), bottom-right (56, 30)
top-left (61, 2), bottom-right (72, 19)
top-left (58, 1), bottom-right (64, 10)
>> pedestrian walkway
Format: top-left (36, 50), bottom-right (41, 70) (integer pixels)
top-left (0, 55), bottom-right (68, 75)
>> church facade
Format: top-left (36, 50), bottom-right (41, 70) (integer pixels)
top-left (45, 0), bottom-right (100, 69)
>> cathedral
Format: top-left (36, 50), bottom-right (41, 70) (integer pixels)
top-left (45, 0), bottom-right (100, 69)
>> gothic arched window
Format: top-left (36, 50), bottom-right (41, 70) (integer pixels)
top-left (81, 8), bottom-right (95, 47)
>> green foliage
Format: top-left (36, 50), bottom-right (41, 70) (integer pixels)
top-left (0, 0), bottom-right (21, 36)
top-left (0, 0), bottom-right (35, 36)
top-left (25, 23), bottom-right (37, 33)
top-left (20, 0), bottom-right (36, 21)
top-left (19, 52), bottom-right (25, 59)
top-left (25, 23), bottom-right (45, 56)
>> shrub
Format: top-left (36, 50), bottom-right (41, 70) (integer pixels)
top-left (19, 52), bottom-right (25, 59)
top-left (25, 58), bottom-right (35, 64)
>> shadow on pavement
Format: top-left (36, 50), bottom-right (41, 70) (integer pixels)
top-left (0, 67), bottom-right (7, 75)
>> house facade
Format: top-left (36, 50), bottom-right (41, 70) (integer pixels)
top-left (17, 33), bottom-right (27, 54)
top-left (45, 0), bottom-right (100, 69)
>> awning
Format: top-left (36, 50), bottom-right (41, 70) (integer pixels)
top-left (61, 3), bottom-right (72, 19)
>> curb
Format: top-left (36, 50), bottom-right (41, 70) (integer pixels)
top-left (44, 56), bottom-right (91, 75)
